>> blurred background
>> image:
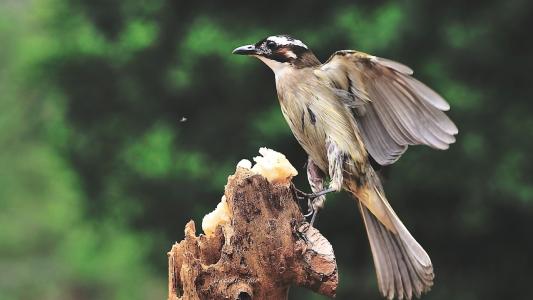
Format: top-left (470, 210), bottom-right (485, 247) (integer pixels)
top-left (1, 0), bottom-right (532, 299)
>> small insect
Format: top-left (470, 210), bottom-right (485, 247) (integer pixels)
top-left (179, 116), bottom-right (188, 122)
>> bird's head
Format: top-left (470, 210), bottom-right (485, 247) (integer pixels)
top-left (232, 35), bottom-right (320, 72)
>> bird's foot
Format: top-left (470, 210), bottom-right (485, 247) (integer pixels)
top-left (302, 199), bottom-right (321, 226)
top-left (291, 184), bottom-right (334, 226)
top-left (292, 185), bottom-right (336, 201)
top-left (291, 184), bottom-right (309, 201)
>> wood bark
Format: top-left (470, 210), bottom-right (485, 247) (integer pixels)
top-left (167, 168), bottom-right (338, 299)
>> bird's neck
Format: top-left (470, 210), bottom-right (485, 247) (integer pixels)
top-left (280, 52), bottom-right (321, 80)
top-left (292, 51), bottom-right (321, 69)
top-left (258, 52), bottom-right (321, 79)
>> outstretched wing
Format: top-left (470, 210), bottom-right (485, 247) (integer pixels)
top-left (317, 50), bottom-right (458, 166)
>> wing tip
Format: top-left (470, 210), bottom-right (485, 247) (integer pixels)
top-left (371, 56), bottom-right (414, 75)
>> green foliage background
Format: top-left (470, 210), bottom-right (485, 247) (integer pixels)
top-left (1, 0), bottom-right (532, 299)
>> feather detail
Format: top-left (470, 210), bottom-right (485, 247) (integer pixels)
top-left (355, 167), bottom-right (434, 300)
top-left (320, 50), bottom-right (458, 166)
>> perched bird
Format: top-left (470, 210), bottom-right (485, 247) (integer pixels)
top-left (233, 35), bottom-right (457, 300)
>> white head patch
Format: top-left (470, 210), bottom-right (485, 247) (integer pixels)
top-left (267, 36), bottom-right (308, 49)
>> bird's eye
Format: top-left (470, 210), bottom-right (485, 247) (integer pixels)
top-left (266, 40), bottom-right (276, 49)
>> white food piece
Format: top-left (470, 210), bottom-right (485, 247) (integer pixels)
top-left (236, 159), bottom-right (252, 169)
top-left (251, 147), bottom-right (298, 186)
top-left (202, 195), bottom-right (230, 236)
top-left (202, 148), bottom-right (297, 236)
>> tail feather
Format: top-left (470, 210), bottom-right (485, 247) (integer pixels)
top-left (357, 185), bottom-right (434, 300)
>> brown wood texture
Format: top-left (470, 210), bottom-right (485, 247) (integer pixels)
top-left (167, 168), bottom-right (338, 299)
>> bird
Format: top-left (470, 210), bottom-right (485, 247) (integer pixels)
top-left (232, 35), bottom-right (458, 300)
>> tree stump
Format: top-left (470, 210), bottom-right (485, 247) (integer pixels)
top-left (167, 167), bottom-right (338, 299)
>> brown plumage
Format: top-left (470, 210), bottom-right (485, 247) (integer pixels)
top-left (233, 35), bottom-right (457, 300)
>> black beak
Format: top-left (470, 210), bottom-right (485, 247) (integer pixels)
top-left (232, 44), bottom-right (258, 55)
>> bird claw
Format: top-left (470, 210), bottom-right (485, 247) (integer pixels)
top-left (291, 183), bottom-right (327, 226)
top-left (291, 183), bottom-right (328, 201)
top-left (303, 207), bottom-right (314, 218)
top-left (291, 184), bottom-right (311, 200)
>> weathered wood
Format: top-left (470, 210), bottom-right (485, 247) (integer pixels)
top-left (168, 168), bottom-right (338, 299)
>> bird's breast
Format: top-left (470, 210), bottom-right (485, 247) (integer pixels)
top-left (275, 69), bottom-right (368, 175)
top-left (275, 76), bottom-right (333, 171)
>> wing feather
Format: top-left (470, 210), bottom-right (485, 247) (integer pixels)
top-left (320, 50), bottom-right (458, 165)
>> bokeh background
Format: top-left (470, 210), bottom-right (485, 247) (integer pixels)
top-left (1, 0), bottom-right (533, 299)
